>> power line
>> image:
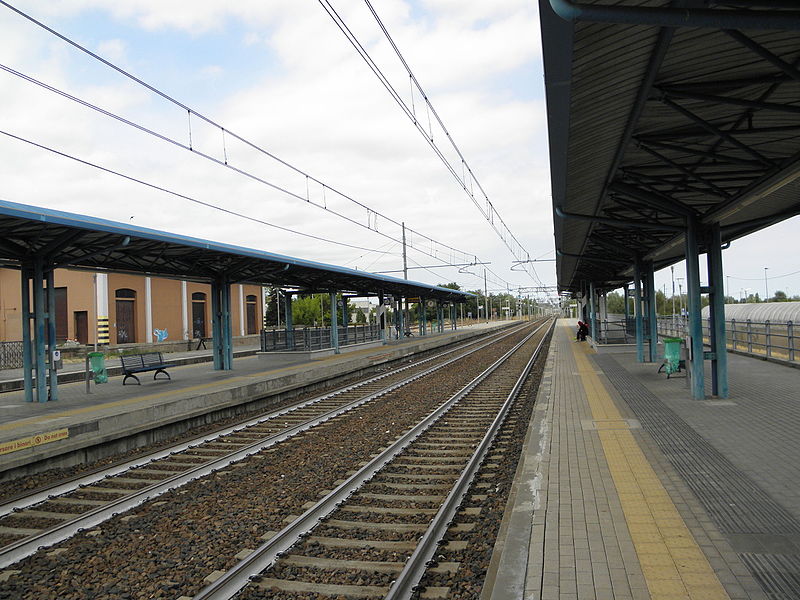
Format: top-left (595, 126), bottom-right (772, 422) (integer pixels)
top-left (319, 0), bottom-right (545, 286)
top-left (0, 2), bottom-right (488, 281)
top-left (0, 128), bottom-right (391, 254)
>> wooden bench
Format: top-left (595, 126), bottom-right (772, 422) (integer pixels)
top-left (120, 352), bottom-right (176, 385)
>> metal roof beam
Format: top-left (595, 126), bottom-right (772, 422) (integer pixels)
top-left (555, 206), bottom-right (684, 231)
top-left (547, 0), bottom-right (800, 30)
top-left (637, 139), bottom-right (766, 168)
top-left (664, 88), bottom-right (800, 116)
top-left (637, 145), bottom-right (733, 199)
top-left (609, 181), bottom-right (696, 218)
top-left (661, 97), bottom-right (773, 166)
top-left (725, 30), bottom-right (800, 85)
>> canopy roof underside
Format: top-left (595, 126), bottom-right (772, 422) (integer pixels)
top-left (541, 0), bottom-right (800, 293)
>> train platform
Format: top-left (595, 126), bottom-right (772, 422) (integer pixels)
top-left (0, 322), bottom-right (511, 478)
top-left (486, 319), bottom-right (800, 600)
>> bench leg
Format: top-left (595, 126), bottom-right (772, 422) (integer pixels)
top-left (123, 373), bottom-right (140, 385)
top-left (153, 369), bottom-right (171, 381)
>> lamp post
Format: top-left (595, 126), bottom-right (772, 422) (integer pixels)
top-left (764, 267), bottom-right (769, 302)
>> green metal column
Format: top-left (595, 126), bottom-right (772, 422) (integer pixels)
top-left (646, 261), bottom-right (658, 363)
top-left (221, 279), bottom-right (233, 369)
top-left (46, 268), bottom-right (59, 402)
top-left (340, 296), bottom-right (348, 345)
top-left (21, 268), bottom-right (33, 403)
top-left (707, 223), bottom-right (728, 398)
top-left (33, 260), bottom-right (47, 402)
top-left (211, 282), bottom-right (222, 370)
top-left (378, 293), bottom-right (387, 344)
top-left (211, 277), bottom-right (233, 370)
top-left (398, 298), bottom-right (405, 338)
top-left (419, 298), bottom-right (426, 336)
top-left (283, 292), bottom-right (294, 350)
top-left (589, 282), bottom-right (597, 341)
top-left (685, 218), bottom-right (705, 400)
top-left (330, 292), bottom-right (340, 354)
top-left (634, 259), bottom-right (644, 363)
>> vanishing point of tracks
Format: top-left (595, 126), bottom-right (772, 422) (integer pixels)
top-left (0, 319), bottom-right (553, 600)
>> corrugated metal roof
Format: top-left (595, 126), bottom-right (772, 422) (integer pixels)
top-left (540, 0), bottom-right (800, 292)
top-left (0, 199), bottom-right (473, 302)
top-left (701, 302), bottom-right (800, 323)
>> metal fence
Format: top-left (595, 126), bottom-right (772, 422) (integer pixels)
top-left (0, 341), bottom-right (24, 369)
top-left (656, 316), bottom-right (799, 364)
top-left (260, 324), bottom-right (381, 352)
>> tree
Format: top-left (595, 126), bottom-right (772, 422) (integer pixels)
top-left (606, 292), bottom-right (625, 314)
top-left (772, 290), bottom-right (788, 302)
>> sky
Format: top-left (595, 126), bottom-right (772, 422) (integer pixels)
top-left (0, 1), bottom-right (796, 304)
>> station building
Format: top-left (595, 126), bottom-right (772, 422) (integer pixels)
top-left (0, 268), bottom-right (263, 345)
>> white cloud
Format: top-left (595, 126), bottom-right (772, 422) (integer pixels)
top-left (96, 38), bottom-right (126, 62)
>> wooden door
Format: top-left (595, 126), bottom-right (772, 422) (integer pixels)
top-left (74, 311), bottom-right (88, 345)
top-left (116, 300), bottom-right (136, 344)
top-left (55, 287), bottom-right (68, 342)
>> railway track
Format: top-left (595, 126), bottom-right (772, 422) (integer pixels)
top-left (195, 318), bottom-right (554, 600)
top-left (0, 323), bottom-right (533, 570)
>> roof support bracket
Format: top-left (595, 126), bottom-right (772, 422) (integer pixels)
top-left (555, 206), bottom-right (684, 232)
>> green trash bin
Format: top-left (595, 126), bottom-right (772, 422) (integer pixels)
top-left (662, 337), bottom-right (683, 376)
top-left (88, 352), bottom-right (108, 384)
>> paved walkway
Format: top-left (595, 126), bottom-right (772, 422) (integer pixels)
top-left (487, 319), bottom-right (800, 599)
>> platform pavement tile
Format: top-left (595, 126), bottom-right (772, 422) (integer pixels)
top-left (647, 578), bottom-right (688, 595)
top-left (683, 584), bottom-right (730, 600)
top-left (638, 552), bottom-right (677, 569)
top-left (636, 541), bottom-right (671, 555)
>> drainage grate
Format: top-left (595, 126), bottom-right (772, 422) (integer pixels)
top-left (594, 355), bottom-right (800, 536)
top-left (739, 553), bottom-right (800, 599)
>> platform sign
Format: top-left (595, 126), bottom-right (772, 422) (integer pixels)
top-left (0, 428), bottom-right (69, 455)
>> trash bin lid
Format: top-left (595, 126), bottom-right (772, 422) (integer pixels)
top-left (663, 337), bottom-right (683, 343)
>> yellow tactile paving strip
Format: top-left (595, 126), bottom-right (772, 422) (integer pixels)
top-left (570, 326), bottom-right (729, 600)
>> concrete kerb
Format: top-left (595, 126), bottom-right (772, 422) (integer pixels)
top-left (481, 328), bottom-right (556, 600)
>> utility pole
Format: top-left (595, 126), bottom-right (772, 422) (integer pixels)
top-left (402, 222), bottom-right (409, 334)
top-left (764, 267), bottom-right (769, 302)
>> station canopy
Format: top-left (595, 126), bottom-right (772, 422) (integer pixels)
top-left (0, 199), bottom-right (472, 302)
top-left (540, 0), bottom-right (800, 293)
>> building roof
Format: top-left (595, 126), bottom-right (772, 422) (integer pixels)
top-left (701, 301), bottom-right (800, 323)
top-left (540, 0), bottom-right (800, 293)
top-left (0, 199), bottom-right (472, 302)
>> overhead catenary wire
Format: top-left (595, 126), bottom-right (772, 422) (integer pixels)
top-left (319, 0), bottom-right (545, 287)
top-left (0, 129), bottom-right (391, 254)
top-left (0, 2), bottom-right (485, 282)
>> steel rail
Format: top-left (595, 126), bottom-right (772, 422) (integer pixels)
top-left (0, 325), bottom-right (526, 570)
top-left (386, 317), bottom-right (555, 599)
top-left (0, 325), bottom-right (517, 519)
top-left (192, 320), bottom-right (550, 600)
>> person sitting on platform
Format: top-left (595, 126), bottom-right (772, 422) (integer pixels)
top-left (577, 321), bottom-right (589, 342)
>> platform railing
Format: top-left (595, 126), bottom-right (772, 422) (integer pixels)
top-left (656, 316), bottom-right (798, 365)
top-left (259, 324), bottom-right (381, 352)
top-left (0, 341), bottom-right (24, 369)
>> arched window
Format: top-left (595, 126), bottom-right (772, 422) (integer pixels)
top-left (114, 288), bottom-right (137, 344)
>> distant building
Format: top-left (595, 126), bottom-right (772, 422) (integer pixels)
top-left (348, 298), bottom-right (373, 322)
top-left (0, 268), bottom-right (263, 345)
